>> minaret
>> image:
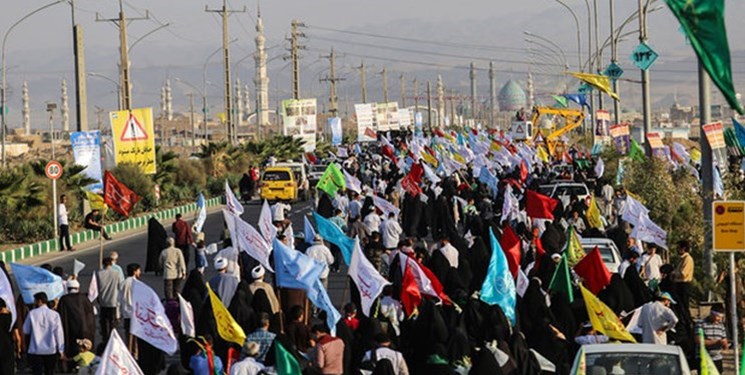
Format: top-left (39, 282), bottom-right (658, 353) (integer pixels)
top-left (234, 78), bottom-right (244, 126)
top-left (165, 79), bottom-right (173, 121)
top-left (469, 62), bottom-right (477, 120)
top-left (243, 84), bottom-right (251, 120)
top-left (160, 84), bottom-right (166, 119)
top-left (436, 75), bottom-right (445, 128)
top-left (527, 72), bottom-right (534, 109)
top-left (61, 79), bottom-right (70, 132)
top-left (22, 81), bottom-right (30, 134)
top-left (254, 2), bottom-right (270, 128)
top-left (489, 61), bottom-right (496, 127)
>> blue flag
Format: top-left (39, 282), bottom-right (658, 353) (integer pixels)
top-left (478, 166), bottom-right (499, 198)
top-left (562, 93), bottom-right (588, 108)
top-left (11, 263), bottom-right (65, 304)
top-left (304, 216), bottom-right (317, 245)
top-left (194, 192), bottom-right (207, 233)
top-left (272, 239), bottom-right (340, 333)
top-left (313, 212), bottom-right (354, 265)
top-left (479, 228), bottom-right (517, 326)
top-left (734, 118), bottom-right (745, 150)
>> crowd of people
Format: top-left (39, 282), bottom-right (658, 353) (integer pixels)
top-left (0, 129), bottom-right (729, 375)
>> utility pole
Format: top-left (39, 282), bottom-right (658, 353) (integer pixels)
top-left (413, 78), bottom-right (419, 111)
top-left (187, 93), bottom-right (196, 154)
top-left (609, 0), bottom-right (620, 125)
top-left (380, 68), bottom-right (389, 103)
top-left (426, 81), bottom-right (432, 130)
top-left (399, 74), bottom-right (406, 107)
top-left (287, 19), bottom-right (306, 100)
top-left (206, 0), bottom-right (245, 144)
top-left (637, 0), bottom-right (651, 156)
top-left (96, 0), bottom-right (148, 111)
top-left (94, 106), bottom-right (103, 130)
top-left (489, 61), bottom-right (496, 128)
top-left (320, 49), bottom-right (344, 117)
top-left (469, 62), bottom-right (477, 122)
top-left (70, 0), bottom-right (89, 132)
top-left (357, 61), bottom-right (367, 103)
top-left (450, 90), bottom-right (457, 126)
top-left (700, 62), bottom-right (713, 279)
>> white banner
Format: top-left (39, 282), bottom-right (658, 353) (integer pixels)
top-left (258, 200), bottom-right (277, 243)
top-left (177, 293), bottom-right (195, 337)
top-left (130, 280), bottom-right (178, 355)
top-left (355, 103), bottom-right (377, 142)
top-left (376, 102), bottom-right (400, 131)
top-left (372, 195), bottom-right (400, 218)
top-left (226, 209), bottom-right (274, 272)
top-left (398, 108), bottom-right (413, 129)
top-left (349, 238), bottom-right (390, 316)
top-left (282, 98), bottom-right (317, 152)
top-left (96, 329), bottom-right (144, 375)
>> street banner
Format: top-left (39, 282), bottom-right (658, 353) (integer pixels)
top-left (703, 121), bottom-right (729, 175)
top-left (328, 117), bottom-right (342, 146)
top-left (375, 102), bottom-right (400, 132)
top-left (398, 108), bottom-right (413, 129)
top-left (646, 133), bottom-right (666, 158)
top-left (109, 108), bottom-right (156, 174)
top-left (610, 124), bottom-right (630, 154)
top-left (70, 130), bottom-right (103, 191)
top-left (355, 103), bottom-right (377, 142)
top-left (96, 330), bottom-right (143, 375)
top-left (282, 98), bottom-right (317, 152)
top-left (349, 238), bottom-right (390, 316)
top-left (594, 110), bottom-right (611, 145)
top-left (130, 279), bottom-right (177, 354)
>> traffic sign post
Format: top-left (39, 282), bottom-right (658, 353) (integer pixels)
top-left (712, 200), bottom-right (743, 374)
top-left (603, 62), bottom-right (624, 81)
top-left (630, 42), bottom-right (659, 71)
top-left (46, 160), bottom-right (63, 242)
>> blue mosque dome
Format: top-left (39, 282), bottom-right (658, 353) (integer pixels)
top-left (498, 80), bottom-right (526, 112)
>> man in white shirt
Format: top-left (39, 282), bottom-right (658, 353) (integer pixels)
top-left (641, 244), bottom-right (663, 283)
top-left (364, 209), bottom-right (382, 234)
top-left (230, 341), bottom-right (265, 375)
top-left (361, 333), bottom-right (409, 375)
top-left (119, 263), bottom-right (141, 345)
top-left (305, 235), bottom-right (335, 289)
top-left (436, 237), bottom-right (459, 269)
top-left (381, 213), bottom-right (402, 250)
top-left (23, 292), bottom-right (65, 375)
top-left (271, 202), bottom-right (291, 223)
top-left (637, 293), bottom-right (679, 344)
top-left (58, 194), bottom-right (74, 251)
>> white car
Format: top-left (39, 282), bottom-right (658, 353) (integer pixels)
top-left (538, 182), bottom-right (591, 208)
top-left (570, 344), bottom-right (691, 375)
top-left (580, 237), bottom-right (622, 273)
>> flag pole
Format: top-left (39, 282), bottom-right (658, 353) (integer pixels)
top-left (99, 213), bottom-right (105, 269)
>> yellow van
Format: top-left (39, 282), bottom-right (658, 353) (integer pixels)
top-left (259, 167), bottom-right (298, 201)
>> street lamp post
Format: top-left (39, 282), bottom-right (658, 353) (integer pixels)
top-left (637, 0), bottom-right (652, 156)
top-left (88, 72), bottom-right (123, 110)
top-left (554, 0), bottom-right (582, 73)
top-left (174, 78), bottom-right (205, 154)
top-left (46, 102), bottom-right (58, 240)
top-left (2, 0), bottom-right (66, 168)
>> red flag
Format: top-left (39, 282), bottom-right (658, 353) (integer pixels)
top-left (573, 246), bottom-right (612, 295)
top-left (103, 170), bottom-right (141, 217)
top-left (401, 174), bottom-right (422, 197)
top-left (519, 160), bottom-right (529, 182)
top-left (364, 127), bottom-right (377, 139)
top-left (305, 152), bottom-right (317, 164)
top-left (433, 128), bottom-right (445, 138)
top-left (501, 226), bottom-right (521, 278)
top-left (409, 163), bottom-right (424, 182)
top-left (381, 145), bottom-right (398, 163)
top-left (400, 262), bottom-right (422, 317)
top-left (416, 260), bottom-right (452, 305)
top-left (525, 190), bottom-right (558, 220)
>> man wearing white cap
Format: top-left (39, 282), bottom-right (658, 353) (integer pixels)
top-left (306, 235), bottom-right (334, 290)
top-left (231, 341), bottom-right (265, 375)
top-left (248, 265), bottom-right (279, 314)
top-left (57, 279), bottom-right (95, 368)
top-left (637, 292), bottom-right (679, 345)
top-left (209, 257), bottom-right (240, 305)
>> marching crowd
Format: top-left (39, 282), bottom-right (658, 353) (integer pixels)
top-left (0, 130), bottom-right (728, 375)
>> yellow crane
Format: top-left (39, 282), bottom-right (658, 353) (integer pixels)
top-left (530, 107), bottom-right (585, 156)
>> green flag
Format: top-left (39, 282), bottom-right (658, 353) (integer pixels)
top-left (665, 0), bottom-right (743, 114)
top-left (315, 163), bottom-right (346, 197)
top-left (549, 255), bottom-right (574, 303)
top-left (629, 139), bottom-right (645, 161)
top-left (275, 341), bottom-right (302, 375)
top-left (553, 95), bottom-right (568, 108)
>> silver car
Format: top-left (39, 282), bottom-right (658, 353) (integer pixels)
top-left (570, 344), bottom-right (691, 375)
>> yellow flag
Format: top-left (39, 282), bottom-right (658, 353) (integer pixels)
top-left (575, 347), bottom-right (586, 375)
top-left (536, 146), bottom-right (549, 163)
top-left (207, 284), bottom-right (246, 346)
top-left (586, 196), bottom-right (605, 231)
top-left (569, 72), bottom-right (620, 101)
top-left (452, 152), bottom-right (465, 164)
top-left (564, 226), bottom-right (586, 267)
top-left (420, 151), bottom-right (438, 167)
top-left (580, 284), bottom-right (637, 342)
top-left (691, 148), bottom-right (702, 163)
top-left (490, 141), bottom-right (502, 152)
top-left (85, 191), bottom-right (108, 215)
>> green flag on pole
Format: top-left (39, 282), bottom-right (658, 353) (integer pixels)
top-left (629, 139), bottom-right (645, 162)
top-left (549, 255), bottom-right (574, 304)
top-left (316, 163), bottom-right (346, 197)
top-left (275, 341), bottom-right (302, 375)
top-left (553, 95), bottom-right (568, 108)
top-left (664, 0), bottom-right (743, 114)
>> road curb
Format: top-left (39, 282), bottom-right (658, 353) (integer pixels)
top-left (1, 197), bottom-right (224, 264)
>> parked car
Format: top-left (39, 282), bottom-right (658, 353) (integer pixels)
top-left (275, 161), bottom-right (309, 200)
top-left (580, 237), bottom-right (622, 273)
top-left (259, 167), bottom-right (298, 202)
top-left (570, 344), bottom-right (691, 375)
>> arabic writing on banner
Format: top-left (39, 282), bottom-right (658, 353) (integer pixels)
top-left (70, 130), bottom-right (103, 191)
top-left (610, 124), bottom-right (630, 154)
top-left (355, 103), bottom-right (377, 142)
top-left (646, 133), bottom-right (666, 158)
top-left (702, 121), bottom-right (729, 176)
top-left (282, 98), bottom-right (317, 152)
top-left (109, 108), bottom-right (157, 174)
top-left (375, 102), bottom-right (400, 132)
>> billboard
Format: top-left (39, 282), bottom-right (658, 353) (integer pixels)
top-left (702, 121), bottom-right (728, 176)
top-left (398, 107), bottom-right (413, 129)
top-left (282, 98), bottom-right (317, 152)
top-left (70, 130), bottom-right (103, 191)
top-left (375, 102), bottom-right (400, 132)
top-left (109, 108), bottom-right (157, 174)
top-left (355, 103), bottom-right (377, 142)
top-left (609, 123), bottom-right (630, 154)
top-left (328, 117), bottom-right (342, 146)
top-left (595, 110), bottom-right (611, 145)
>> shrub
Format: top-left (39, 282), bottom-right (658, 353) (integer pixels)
top-left (110, 163), bottom-right (155, 214)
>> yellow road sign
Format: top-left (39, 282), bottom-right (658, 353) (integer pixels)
top-left (713, 201), bottom-right (745, 251)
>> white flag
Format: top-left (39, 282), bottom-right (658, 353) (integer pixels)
top-left (177, 293), bottom-right (195, 337)
top-left (515, 269), bottom-right (530, 298)
top-left (96, 329), bottom-right (144, 375)
top-left (348, 238), bottom-right (390, 316)
top-left (194, 193), bottom-right (207, 233)
top-left (88, 273), bottom-right (98, 303)
top-left (422, 163), bottom-right (441, 184)
top-left (225, 179), bottom-right (244, 215)
top-left (501, 185), bottom-right (519, 224)
top-left (594, 157), bottom-right (605, 178)
top-left (0, 270), bottom-right (16, 331)
top-left (130, 279), bottom-right (178, 355)
top-left (372, 195), bottom-right (400, 219)
top-left (343, 169), bottom-right (362, 194)
top-left (258, 200), bottom-right (277, 243)
top-left (228, 209), bottom-right (274, 272)
top-left (73, 259), bottom-right (85, 277)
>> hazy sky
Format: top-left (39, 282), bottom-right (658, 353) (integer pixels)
top-left (2, 0), bottom-right (744, 125)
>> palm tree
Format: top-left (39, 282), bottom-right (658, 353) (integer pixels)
top-left (197, 141), bottom-right (232, 176)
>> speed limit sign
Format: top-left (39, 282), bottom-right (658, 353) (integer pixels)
top-left (45, 160), bottom-right (63, 180)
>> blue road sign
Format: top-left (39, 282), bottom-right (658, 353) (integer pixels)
top-left (631, 42), bottom-right (658, 71)
top-left (604, 62), bottom-right (624, 80)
